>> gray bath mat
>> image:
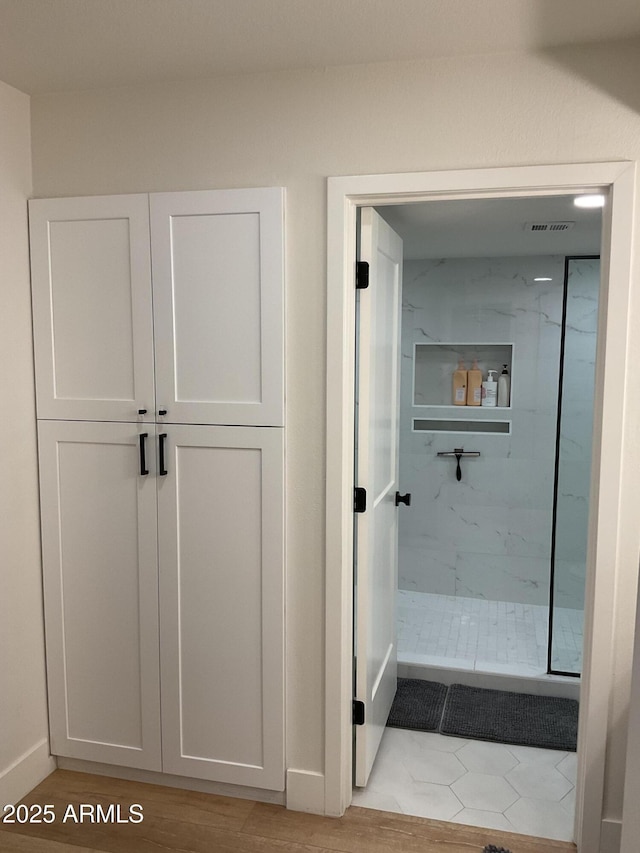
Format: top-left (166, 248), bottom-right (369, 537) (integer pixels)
top-left (441, 683), bottom-right (578, 751)
top-left (387, 678), bottom-right (448, 731)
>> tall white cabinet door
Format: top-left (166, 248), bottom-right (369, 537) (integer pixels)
top-left (150, 188), bottom-right (284, 427)
top-left (157, 424), bottom-right (285, 789)
top-left (29, 195), bottom-right (155, 422)
top-left (38, 420), bottom-right (162, 770)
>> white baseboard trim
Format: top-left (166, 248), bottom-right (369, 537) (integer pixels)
top-left (601, 817), bottom-right (622, 853)
top-left (0, 739), bottom-right (56, 805)
top-left (285, 769), bottom-right (325, 814)
top-left (57, 757), bottom-right (285, 806)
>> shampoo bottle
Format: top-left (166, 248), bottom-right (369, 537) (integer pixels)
top-left (498, 364), bottom-right (510, 407)
top-left (481, 369), bottom-right (497, 407)
top-left (466, 359), bottom-right (483, 406)
top-left (452, 359), bottom-right (467, 406)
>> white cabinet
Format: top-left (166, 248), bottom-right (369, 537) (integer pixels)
top-left (29, 194), bottom-right (155, 423)
top-left (31, 188), bottom-right (285, 791)
top-left (30, 188), bottom-right (284, 426)
top-left (151, 190), bottom-right (284, 426)
top-left (37, 420), bottom-right (162, 770)
top-left (157, 425), bottom-right (284, 788)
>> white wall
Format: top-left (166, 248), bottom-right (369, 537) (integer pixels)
top-left (28, 38), bottom-right (640, 833)
top-left (0, 80), bottom-right (54, 803)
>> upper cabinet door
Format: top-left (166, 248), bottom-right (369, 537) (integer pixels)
top-left (29, 195), bottom-right (155, 422)
top-left (150, 188), bottom-right (284, 426)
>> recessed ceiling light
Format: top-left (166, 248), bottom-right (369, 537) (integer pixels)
top-left (574, 194), bottom-right (605, 208)
top-left (534, 277), bottom-right (553, 281)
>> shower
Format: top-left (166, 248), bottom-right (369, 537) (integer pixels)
top-left (384, 197), bottom-right (602, 695)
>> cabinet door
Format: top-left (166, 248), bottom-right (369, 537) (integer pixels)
top-left (157, 425), bottom-right (284, 789)
top-left (30, 195), bottom-right (155, 422)
top-left (38, 420), bottom-right (161, 769)
top-left (150, 188), bottom-right (284, 426)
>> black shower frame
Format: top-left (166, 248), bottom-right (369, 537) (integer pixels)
top-left (547, 254), bottom-right (600, 678)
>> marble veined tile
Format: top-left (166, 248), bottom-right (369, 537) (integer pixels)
top-left (454, 553), bottom-right (549, 607)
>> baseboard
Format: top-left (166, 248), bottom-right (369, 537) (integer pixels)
top-left (600, 817), bottom-right (622, 853)
top-left (0, 739), bottom-right (56, 805)
top-left (57, 757), bottom-right (285, 806)
top-left (285, 769), bottom-right (325, 814)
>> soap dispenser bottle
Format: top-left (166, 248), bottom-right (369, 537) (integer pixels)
top-left (498, 364), bottom-right (510, 407)
top-left (466, 359), bottom-right (483, 406)
top-left (452, 359), bottom-right (467, 406)
top-left (481, 369), bottom-right (497, 407)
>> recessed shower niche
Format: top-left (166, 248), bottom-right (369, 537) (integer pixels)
top-left (412, 342), bottom-right (513, 434)
top-left (413, 342), bottom-right (513, 407)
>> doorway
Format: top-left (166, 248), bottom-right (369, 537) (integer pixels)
top-left (351, 196), bottom-right (601, 841)
top-left (324, 162), bottom-right (636, 853)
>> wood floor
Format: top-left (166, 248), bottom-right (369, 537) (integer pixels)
top-left (0, 770), bottom-right (577, 853)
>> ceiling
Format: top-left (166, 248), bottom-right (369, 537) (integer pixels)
top-left (378, 194), bottom-right (602, 259)
top-left (1, 0), bottom-right (640, 95)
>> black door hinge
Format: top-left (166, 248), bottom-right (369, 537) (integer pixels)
top-left (353, 699), bottom-right (365, 726)
top-left (354, 487), bottom-right (367, 513)
top-left (356, 261), bottom-right (369, 290)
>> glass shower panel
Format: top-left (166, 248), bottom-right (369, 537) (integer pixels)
top-left (549, 257), bottom-right (600, 675)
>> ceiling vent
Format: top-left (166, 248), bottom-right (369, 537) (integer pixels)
top-left (524, 221), bottom-right (576, 233)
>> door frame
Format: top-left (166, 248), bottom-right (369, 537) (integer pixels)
top-left (325, 161), bottom-right (637, 852)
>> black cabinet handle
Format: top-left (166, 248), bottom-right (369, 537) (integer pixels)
top-left (158, 409), bottom-right (167, 416)
top-left (395, 492), bottom-right (411, 506)
top-left (138, 408), bottom-right (147, 415)
top-left (159, 433), bottom-right (168, 476)
top-left (139, 433), bottom-right (149, 476)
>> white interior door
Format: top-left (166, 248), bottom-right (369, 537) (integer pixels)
top-left (354, 207), bottom-right (403, 787)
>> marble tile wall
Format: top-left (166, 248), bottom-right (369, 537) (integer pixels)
top-left (399, 255), bottom-right (566, 605)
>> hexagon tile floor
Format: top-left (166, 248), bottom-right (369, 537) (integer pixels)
top-left (352, 727), bottom-right (576, 842)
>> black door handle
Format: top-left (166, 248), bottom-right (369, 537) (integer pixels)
top-left (139, 433), bottom-right (149, 476)
top-left (159, 433), bottom-right (168, 476)
top-left (395, 492), bottom-right (411, 506)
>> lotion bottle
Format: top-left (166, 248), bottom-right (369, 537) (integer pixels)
top-left (452, 359), bottom-right (467, 406)
top-left (497, 364), bottom-right (510, 407)
top-left (466, 359), bottom-right (483, 406)
top-left (481, 369), bottom-right (497, 407)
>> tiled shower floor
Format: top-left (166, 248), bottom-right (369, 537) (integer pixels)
top-left (398, 590), bottom-right (584, 676)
